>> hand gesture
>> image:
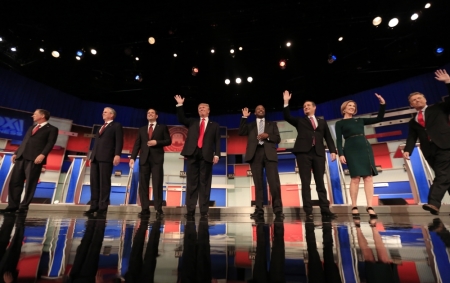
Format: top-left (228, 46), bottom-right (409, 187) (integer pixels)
top-left (174, 95), bottom-right (185, 105)
top-left (3, 272), bottom-right (13, 283)
top-left (129, 159), bottom-right (134, 169)
top-left (147, 140), bottom-right (157, 146)
top-left (213, 156), bottom-right (219, 165)
top-left (374, 93), bottom-right (385, 105)
top-left (403, 152), bottom-right (410, 160)
top-left (435, 69), bottom-right (450, 83)
top-left (34, 154), bottom-right (45, 164)
top-left (339, 155), bottom-right (347, 164)
top-left (242, 107), bottom-right (251, 117)
top-left (330, 153), bottom-right (336, 162)
top-left (113, 155), bottom-right (121, 166)
top-left (283, 90), bottom-right (292, 102)
top-left (257, 133), bottom-right (269, 140)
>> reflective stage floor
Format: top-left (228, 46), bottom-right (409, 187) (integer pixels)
top-left (0, 209), bottom-right (449, 283)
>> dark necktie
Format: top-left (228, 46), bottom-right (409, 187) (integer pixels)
top-left (309, 117), bottom-right (316, 145)
top-left (148, 123), bottom-right (154, 139)
top-left (417, 111), bottom-right (425, 127)
top-left (99, 123), bottom-right (108, 134)
top-left (198, 118), bottom-right (205, 148)
top-left (32, 124), bottom-right (41, 135)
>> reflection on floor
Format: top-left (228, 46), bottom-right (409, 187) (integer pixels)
top-left (0, 212), bottom-right (449, 283)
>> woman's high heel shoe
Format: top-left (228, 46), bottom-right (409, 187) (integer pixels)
top-left (366, 207), bottom-right (378, 219)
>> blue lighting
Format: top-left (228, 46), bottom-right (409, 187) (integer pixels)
top-left (135, 75), bottom-right (140, 80)
top-left (331, 55), bottom-right (337, 60)
top-left (76, 50), bottom-right (83, 56)
top-left (436, 47), bottom-right (444, 54)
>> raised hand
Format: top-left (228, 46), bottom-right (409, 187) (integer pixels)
top-left (283, 90), bottom-right (292, 102)
top-left (435, 69), bottom-right (450, 83)
top-left (339, 155), bottom-right (347, 164)
top-left (242, 107), bottom-right (251, 117)
top-left (374, 93), bottom-right (385, 105)
top-left (174, 95), bottom-right (185, 104)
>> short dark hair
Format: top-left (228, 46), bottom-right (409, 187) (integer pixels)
top-left (147, 108), bottom-right (158, 115)
top-left (37, 109), bottom-right (50, 120)
top-left (303, 100), bottom-right (316, 107)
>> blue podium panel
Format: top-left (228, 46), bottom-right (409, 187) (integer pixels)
top-left (65, 157), bottom-right (85, 203)
top-left (212, 158), bottom-right (227, 175)
top-left (80, 185), bottom-right (127, 205)
top-left (0, 152), bottom-right (14, 196)
top-left (409, 147), bottom-right (429, 203)
top-left (34, 182), bottom-right (57, 199)
top-left (211, 188), bottom-right (226, 207)
top-left (327, 151), bottom-right (344, 204)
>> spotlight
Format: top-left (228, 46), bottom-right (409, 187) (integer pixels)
top-left (90, 49), bottom-right (97, 55)
top-left (10, 47), bottom-right (16, 52)
top-left (0, 37), bottom-right (3, 41)
top-left (211, 49), bottom-right (215, 53)
top-left (39, 48), bottom-right (44, 52)
top-left (247, 77), bottom-right (253, 83)
top-left (388, 18), bottom-right (399, 28)
top-left (230, 49), bottom-right (235, 54)
top-left (192, 66), bottom-right (199, 76)
top-left (135, 57), bottom-right (139, 61)
top-left (239, 47), bottom-right (243, 51)
top-left (52, 51), bottom-right (60, 58)
top-left (328, 54), bottom-right (337, 64)
top-left (173, 53), bottom-right (177, 57)
top-left (338, 37), bottom-right (343, 41)
top-left (76, 50), bottom-right (84, 57)
top-left (236, 78), bottom-right (242, 84)
top-left (279, 59), bottom-right (286, 70)
top-left (225, 79), bottom-right (230, 85)
top-left (135, 74), bottom-right (143, 82)
top-left (411, 13), bottom-right (419, 21)
top-left (75, 56), bottom-right (81, 60)
top-left (425, 3), bottom-right (431, 9)
top-left (148, 37), bottom-right (156, 44)
top-left (286, 42), bottom-right (291, 47)
top-left (435, 47), bottom-right (444, 55)
top-left (372, 16), bottom-right (382, 26)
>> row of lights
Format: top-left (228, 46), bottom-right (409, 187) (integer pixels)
top-left (372, 2), bottom-right (431, 28)
top-left (225, 77), bottom-right (253, 85)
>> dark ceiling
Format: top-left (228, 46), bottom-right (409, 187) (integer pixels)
top-left (1, 0), bottom-right (450, 115)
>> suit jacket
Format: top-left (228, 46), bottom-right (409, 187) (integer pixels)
top-left (90, 121), bottom-right (124, 162)
top-left (131, 123), bottom-right (171, 165)
top-left (176, 106), bottom-right (221, 162)
top-left (283, 106), bottom-right (337, 156)
top-left (238, 117), bottom-right (281, 162)
top-left (405, 84), bottom-right (450, 159)
top-left (15, 123), bottom-right (58, 165)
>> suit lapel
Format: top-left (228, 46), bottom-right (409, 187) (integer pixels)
top-left (305, 117), bottom-right (314, 130)
top-left (100, 122), bottom-right (112, 135)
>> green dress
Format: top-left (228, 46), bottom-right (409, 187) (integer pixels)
top-left (335, 104), bottom-right (386, 177)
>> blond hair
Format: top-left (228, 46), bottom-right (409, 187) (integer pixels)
top-left (340, 100), bottom-right (357, 116)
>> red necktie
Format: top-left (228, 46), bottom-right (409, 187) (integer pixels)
top-left (309, 117), bottom-right (316, 145)
top-left (148, 123), bottom-right (154, 139)
top-left (198, 118), bottom-right (205, 148)
top-left (99, 123), bottom-right (108, 134)
top-left (417, 111), bottom-right (425, 127)
top-left (32, 125), bottom-right (41, 135)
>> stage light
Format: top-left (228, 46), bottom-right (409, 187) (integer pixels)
top-left (286, 42), bottom-right (291, 47)
top-left (75, 56), bottom-right (81, 60)
top-left (0, 37), bottom-right (3, 41)
top-left (39, 48), bottom-right (44, 52)
top-left (90, 49), bottom-right (97, 55)
top-left (10, 47), bottom-right (16, 52)
top-left (173, 53), bottom-right (177, 57)
top-left (425, 3), bottom-right (431, 8)
top-left (338, 37), bottom-right (343, 41)
top-left (247, 77), bottom-right (253, 83)
top-left (372, 16), bottom-right (382, 26)
top-left (230, 49), bottom-right (235, 54)
top-left (279, 59), bottom-right (286, 69)
top-left (411, 13), bottom-right (419, 20)
top-left (211, 49), bottom-right (215, 53)
top-left (148, 37), bottom-right (156, 44)
top-left (236, 78), bottom-right (242, 84)
top-left (192, 66), bottom-right (199, 76)
top-left (328, 54), bottom-right (337, 64)
top-left (135, 74), bottom-right (143, 82)
top-left (135, 57), bottom-right (139, 61)
top-left (435, 47), bottom-right (444, 55)
top-left (52, 51), bottom-right (60, 58)
top-left (225, 79), bottom-right (230, 85)
top-left (388, 18), bottom-right (399, 28)
top-left (76, 50), bottom-right (84, 57)
top-left (239, 46), bottom-right (243, 51)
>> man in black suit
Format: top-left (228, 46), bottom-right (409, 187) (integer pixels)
top-left (0, 109), bottom-right (58, 215)
top-left (85, 107), bottom-right (124, 215)
top-left (404, 69), bottom-right (450, 215)
top-left (239, 105), bottom-right (284, 218)
top-left (174, 95), bottom-right (221, 218)
top-left (130, 108), bottom-right (171, 218)
top-left (283, 91), bottom-right (337, 219)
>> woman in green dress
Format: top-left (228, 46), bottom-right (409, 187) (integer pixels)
top-left (335, 93), bottom-right (385, 218)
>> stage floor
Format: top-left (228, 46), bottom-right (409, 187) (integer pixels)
top-left (0, 204), bottom-right (449, 282)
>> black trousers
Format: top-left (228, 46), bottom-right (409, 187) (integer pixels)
top-left (425, 143), bottom-right (450, 208)
top-left (0, 215), bottom-right (24, 281)
top-left (296, 148), bottom-right (331, 213)
top-left (250, 146), bottom-right (283, 213)
top-left (185, 147), bottom-right (213, 214)
top-left (89, 160), bottom-right (114, 211)
top-left (8, 158), bottom-right (43, 209)
top-left (139, 157), bottom-right (164, 211)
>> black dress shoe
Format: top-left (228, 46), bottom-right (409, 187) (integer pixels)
top-left (96, 209), bottom-right (107, 216)
top-left (200, 212), bottom-right (209, 217)
top-left (321, 211), bottom-right (337, 219)
top-left (83, 208), bottom-right (98, 215)
top-left (0, 207), bottom-right (18, 214)
top-left (138, 209), bottom-right (150, 218)
top-left (250, 210), bottom-right (264, 218)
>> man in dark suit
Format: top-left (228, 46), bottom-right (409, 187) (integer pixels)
top-left (283, 91), bottom-right (337, 219)
top-left (239, 105), bottom-right (284, 218)
top-left (0, 109), bottom-right (58, 215)
top-left (404, 69), bottom-right (450, 215)
top-left (85, 107), bottom-right (124, 216)
top-left (174, 95), bottom-right (220, 218)
top-left (130, 108), bottom-right (171, 218)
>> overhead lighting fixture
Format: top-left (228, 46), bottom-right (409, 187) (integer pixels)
top-left (411, 13), bottom-right (419, 21)
top-left (338, 37), bottom-right (343, 41)
top-left (225, 79), bottom-right (230, 85)
top-left (75, 56), bottom-right (81, 60)
top-left (435, 47), bottom-right (444, 55)
top-left (247, 77), bottom-right (253, 83)
top-left (0, 37), bottom-right (3, 42)
top-left (90, 49), bottom-right (97, 55)
top-left (76, 50), bottom-right (84, 57)
top-left (388, 18), bottom-right (399, 28)
top-left (235, 78), bottom-right (242, 84)
top-left (425, 3), bottom-right (431, 9)
top-left (10, 47), bottom-right (17, 52)
top-left (372, 16), bottom-right (382, 26)
top-left (52, 51), bottom-right (60, 58)
top-left (286, 42), bottom-right (291, 47)
top-left (135, 57), bottom-right (139, 61)
top-left (173, 53), bottom-right (177, 57)
top-left (192, 66), bottom-right (199, 76)
top-left (328, 54), bottom-right (337, 64)
top-left (279, 59), bottom-right (286, 70)
top-left (239, 47), bottom-right (243, 51)
top-left (148, 37), bottom-right (156, 44)
top-left (211, 49), bottom-right (215, 53)
top-left (230, 49), bottom-right (235, 54)
top-left (135, 74), bottom-right (143, 82)
top-left (39, 48), bottom-right (44, 52)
